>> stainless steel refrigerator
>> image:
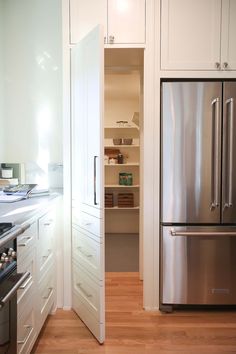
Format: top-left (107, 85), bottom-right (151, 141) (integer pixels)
top-left (160, 81), bottom-right (236, 312)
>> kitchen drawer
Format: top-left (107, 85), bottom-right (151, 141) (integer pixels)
top-left (17, 250), bottom-right (36, 316)
top-left (17, 222), bottom-right (37, 262)
top-left (73, 291), bottom-right (103, 342)
top-left (72, 209), bottom-right (103, 239)
top-left (38, 265), bottom-right (55, 330)
top-left (37, 245), bottom-right (54, 282)
top-left (17, 305), bottom-right (37, 354)
top-left (38, 211), bottom-right (55, 281)
top-left (72, 227), bottom-right (103, 280)
top-left (72, 261), bottom-right (102, 322)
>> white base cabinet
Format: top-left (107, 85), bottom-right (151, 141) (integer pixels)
top-left (17, 206), bottom-right (57, 354)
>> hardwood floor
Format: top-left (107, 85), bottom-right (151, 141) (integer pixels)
top-left (32, 272), bottom-right (236, 354)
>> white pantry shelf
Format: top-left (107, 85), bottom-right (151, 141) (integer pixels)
top-left (105, 163), bottom-right (139, 166)
top-left (105, 184), bottom-right (140, 188)
top-left (105, 206), bottom-right (140, 210)
top-left (104, 144), bottom-right (140, 148)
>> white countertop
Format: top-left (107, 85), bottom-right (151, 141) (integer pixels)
top-left (0, 193), bottom-right (61, 226)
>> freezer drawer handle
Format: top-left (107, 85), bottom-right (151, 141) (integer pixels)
top-left (170, 228), bottom-right (236, 237)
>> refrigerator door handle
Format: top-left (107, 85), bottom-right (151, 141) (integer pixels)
top-left (226, 98), bottom-right (234, 208)
top-left (170, 228), bottom-right (236, 237)
top-left (211, 98), bottom-right (220, 210)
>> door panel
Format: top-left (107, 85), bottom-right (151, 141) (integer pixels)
top-left (161, 225), bottom-right (236, 305)
top-left (222, 82), bottom-right (236, 223)
top-left (161, 82), bottom-right (222, 224)
top-left (71, 25), bottom-right (104, 215)
top-left (71, 26), bottom-right (105, 343)
top-left (221, 0), bottom-right (236, 70)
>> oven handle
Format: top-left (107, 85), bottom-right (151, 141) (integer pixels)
top-left (0, 271), bottom-right (30, 308)
top-left (170, 228), bottom-right (236, 237)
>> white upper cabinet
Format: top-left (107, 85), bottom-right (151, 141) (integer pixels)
top-left (107, 0), bottom-right (145, 44)
top-left (221, 0), bottom-right (236, 71)
top-left (70, 0), bottom-right (146, 45)
top-left (161, 0), bottom-right (222, 70)
top-left (161, 0), bottom-right (236, 71)
top-left (70, 0), bottom-right (107, 43)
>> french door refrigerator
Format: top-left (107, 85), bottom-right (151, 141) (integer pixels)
top-left (160, 81), bottom-right (236, 312)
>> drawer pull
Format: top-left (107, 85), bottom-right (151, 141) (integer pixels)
top-left (43, 287), bottom-right (53, 300)
top-left (43, 219), bottom-right (53, 226)
top-left (77, 247), bottom-right (93, 259)
top-left (19, 275), bottom-right (32, 290)
top-left (18, 236), bottom-right (33, 247)
top-left (77, 283), bottom-right (92, 298)
top-left (83, 221), bottom-right (92, 226)
top-left (17, 324), bottom-right (33, 344)
top-left (43, 249), bottom-right (51, 260)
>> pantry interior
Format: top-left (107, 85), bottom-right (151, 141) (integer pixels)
top-left (104, 48), bottom-right (144, 278)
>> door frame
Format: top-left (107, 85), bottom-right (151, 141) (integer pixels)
top-left (62, 0), bottom-right (159, 312)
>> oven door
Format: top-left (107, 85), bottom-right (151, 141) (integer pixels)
top-left (0, 271), bottom-right (30, 354)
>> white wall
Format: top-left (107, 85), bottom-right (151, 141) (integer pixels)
top-left (2, 0), bottom-right (62, 164)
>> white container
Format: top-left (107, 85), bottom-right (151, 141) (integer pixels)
top-left (1, 168), bottom-right (13, 179)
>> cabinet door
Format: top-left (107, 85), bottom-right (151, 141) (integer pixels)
top-left (70, 0), bottom-right (107, 44)
top-left (71, 25), bottom-right (104, 217)
top-left (161, 0), bottom-right (221, 70)
top-left (108, 0), bottom-right (145, 44)
top-left (221, 0), bottom-right (236, 70)
top-left (71, 26), bottom-right (105, 344)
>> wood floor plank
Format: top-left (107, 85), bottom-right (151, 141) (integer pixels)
top-left (32, 272), bottom-right (236, 354)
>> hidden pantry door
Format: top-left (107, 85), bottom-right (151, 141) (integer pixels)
top-left (71, 25), bottom-right (105, 343)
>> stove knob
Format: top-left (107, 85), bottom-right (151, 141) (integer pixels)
top-left (8, 248), bottom-right (14, 256)
top-left (1, 253), bottom-right (6, 262)
top-left (0, 262), bottom-right (4, 270)
top-left (11, 251), bottom-right (17, 259)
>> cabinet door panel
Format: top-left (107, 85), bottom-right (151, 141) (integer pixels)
top-left (108, 0), bottom-right (145, 44)
top-left (71, 26), bottom-right (105, 344)
top-left (71, 26), bottom-right (104, 214)
top-left (70, 0), bottom-right (107, 44)
top-left (221, 0), bottom-right (236, 70)
top-left (161, 0), bottom-right (221, 70)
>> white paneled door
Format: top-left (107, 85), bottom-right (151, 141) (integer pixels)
top-left (71, 25), bottom-right (105, 343)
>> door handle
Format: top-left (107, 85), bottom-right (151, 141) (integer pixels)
top-left (170, 228), bottom-right (236, 237)
top-left (94, 156), bottom-right (98, 205)
top-left (211, 98), bottom-right (220, 210)
top-left (226, 98), bottom-right (234, 208)
top-left (0, 271), bottom-right (30, 308)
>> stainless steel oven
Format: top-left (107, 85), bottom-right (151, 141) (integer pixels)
top-left (0, 224), bottom-right (30, 354)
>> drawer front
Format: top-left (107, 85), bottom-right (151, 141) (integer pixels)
top-left (17, 251), bottom-right (36, 315)
top-left (17, 305), bottom-right (36, 354)
top-left (38, 266), bottom-right (55, 329)
top-left (17, 222), bottom-right (37, 263)
top-left (38, 211), bottom-right (55, 281)
top-left (72, 262), bottom-right (102, 321)
top-left (72, 227), bottom-right (102, 280)
top-left (73, 291), bottom-right (103, 342)
top-left (72, 209), bottom-right (102, 238)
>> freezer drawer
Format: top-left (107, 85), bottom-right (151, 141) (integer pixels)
top-left (160, 225), bottom-right (236, 306)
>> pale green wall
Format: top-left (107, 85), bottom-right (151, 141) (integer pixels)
top-left (2, 0), bottom-right (62, 163)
